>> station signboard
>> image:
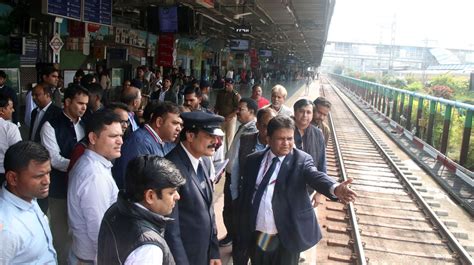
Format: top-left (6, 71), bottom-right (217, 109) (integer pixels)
top-left (83, 0), bottom-right (113, 26)
top-left (43, 0), bottom-right (82, 21)
top-left (43, 0), bottom-right (112, 26)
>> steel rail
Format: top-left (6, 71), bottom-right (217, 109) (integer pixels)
top-left (327, 78), bottom-right (474, 265)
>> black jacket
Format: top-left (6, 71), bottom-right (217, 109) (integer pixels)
top-left (48, 112), bottom-right (83, 198)
top-left (98, 191), bottom-right (175, 265)
top-left (165, 144), bottom-right (219, 265)
top-left (29, 104), bottom-right (61, 142)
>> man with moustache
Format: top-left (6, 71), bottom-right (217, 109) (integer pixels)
top-left (265, 85), bottom-right (293, 117)
top-left (0, 141), bottom-right (57, 264)
top-left (40, 84), bottom-right (89, 264)
top-left (250, 85), bottom-right (270, 109)
top-left (68, 110), bottom-right (123, 264)
top-left (113, 102), bottom-right (182, 189)
top-left (165, 112), bottom-right (223, 265)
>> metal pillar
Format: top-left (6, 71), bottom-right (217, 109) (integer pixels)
top-left (415, 98), bottom-right (424, 137)
top-left (392, 91), bottom-right (398, 120)
top-left (381, 87), bottom-right (387, 114)
top-left (440, 105), bottom-right (452, 154)
top-left (398, 93), bottom-right (405, 124)
top-left (426, 100), bottom-right (437, 145)
top-left (377, 87), bottom-right (383, 111)
top-left (459, 110), bottom-right (473, 166)
top-left (406, 95), bottom-right (414, 130)
top-left (386, 90), bottom-right (392, 117)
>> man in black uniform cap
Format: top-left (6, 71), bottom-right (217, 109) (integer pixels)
top-left (165, 111), bottom-right (224, 265)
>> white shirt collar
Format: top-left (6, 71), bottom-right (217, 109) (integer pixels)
top-left (63, 111), bottom-right (81, 125)
top-left (144, 124), bottom-right (164, 144)
top-left (40, 101), bottom-right (53, 112)
top-left (180, 142), bottom-right (201, 173)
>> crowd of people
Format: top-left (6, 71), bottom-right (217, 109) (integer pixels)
top-left (0, 66), bottom-right (356, 265)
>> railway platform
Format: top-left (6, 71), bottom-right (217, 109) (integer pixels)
top-left (213, 78), bottom-right (474, 264)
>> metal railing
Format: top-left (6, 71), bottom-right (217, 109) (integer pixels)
top-left (329, 73), bottom-right (473, 169)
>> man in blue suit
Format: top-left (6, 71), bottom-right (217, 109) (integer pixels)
top-left (236, 115), bottom-right (357, 264)
top-left (165, 111), bottom-right (223, 265)
top-left (113, 102), bottom-right (182, 189)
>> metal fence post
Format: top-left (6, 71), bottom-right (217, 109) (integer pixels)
top-left (459, 110), bottom-right (473, 166)
top-left (392, 91), bottom-right (399, 121)
top-left (415, 97), bottom-right (424, 138)
top-left (398, 93), bottom-right (405, 124)
top-left (440, 105), bottom-right (453, 154)
top-left (426, 100), bottom-right (437, 145)
top-left (406, 95), bottom-right (414, 130)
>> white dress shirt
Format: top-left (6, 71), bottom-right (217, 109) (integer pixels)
top-left (180, 142), bottom-right (216, 184)
top-left (180, 142), bottom-right (201, 174)
top-left (30, 101), bottom-right (53, 140)
top-left (129, 112), bottom-right (139, 131)
top-left (124, 203), bottom-right (163, 265)
top-left (0, 183), bottom-right (57, 264)
top-left (124, 245), bottom-right (163, 265)
top-left (0, 117), bottom-right (22, 174)
top-left (254, 151), bottom-right (284, 235)
top-left (24, 90), bottom-right (36, 128)
top-left (67, 149), bottom-right (118, 261)
top-left (40, 113), bottom-right (84, 172)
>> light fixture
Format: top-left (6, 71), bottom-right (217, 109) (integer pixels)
top-left (223, 17), bottom-right (232, 22)
top-left (259, 18), bottom-right (266, 24)
top-left (295, 23), bottom-right (299, 28)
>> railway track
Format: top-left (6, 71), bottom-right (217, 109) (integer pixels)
top-left (316, 80), bottom-right (473, 264)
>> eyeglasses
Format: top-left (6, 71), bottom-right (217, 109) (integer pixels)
top-left (120, 120), bottom-right (130, 126)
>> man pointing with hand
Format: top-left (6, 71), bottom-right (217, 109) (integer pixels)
top-left (235, 115), bottom-right (356, 265)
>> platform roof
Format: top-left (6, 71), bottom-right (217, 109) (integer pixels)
top-left (113, 0), bottom-right (335, 67)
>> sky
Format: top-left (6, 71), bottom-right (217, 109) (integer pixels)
top-left (327, 0), bottom-right (474, 50)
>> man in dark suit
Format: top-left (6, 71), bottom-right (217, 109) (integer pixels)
top-left (165, 111), bottom-right (223, 265)
top-left (151, 75), bottom-right (178, 104)
top-left (0, 70), bottom-right (19, 124)
top-left (236, 115), bottom-right (356, 265)
top-left (29, 84), bottom-right (61, 143)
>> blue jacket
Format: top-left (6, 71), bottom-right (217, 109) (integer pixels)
top-left (235, 148), bottom-right (337, 254)
top-left (112, 126), bottom-right (175, 189)
top-left (165, 144), bottom-right (219, 265)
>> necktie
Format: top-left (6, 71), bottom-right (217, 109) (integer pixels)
top-left (251, 156), bottom-right (279, 225)
top-left (31, 109), bottom-right (42, 140)
top-left (197, 161), bottom-right (210, 200)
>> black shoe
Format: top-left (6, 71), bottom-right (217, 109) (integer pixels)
top-left (219, 235), bottom-right (233, 247)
